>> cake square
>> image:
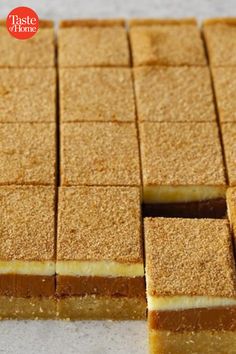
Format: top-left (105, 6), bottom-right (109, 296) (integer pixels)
top-left (60, 68), bottom-right (135, 122)
top-left (58, 19), bottom-right (130, 67)
top-left (0, 20), bottom-right (55, 68)
top-left (144, 217), bottom-right (236, 354)
top-left (0, 123), bottom-right (56, 185)
top-left (221, 123), bottom-right (236, 186)
top-left (139, 122), bottom-right (226, 217)
top-left (61, 122), bottom-right (140, 186)
top-left (56, 186), bottom-right (145, 320)
top-left (0, 186), bottom-right (56, 319)
top-left (203, 18), bottom-right (236, 67)
top-left (0, 68), bottom-right (56, 123)
top-left (129, 18), bottom-right (206, 66)
top-left (227, 188), bottom-right (236, 246)
top-left (134, 67), bottom-right (215, 122)
top-left (212, 68), bottom-right (236, 123)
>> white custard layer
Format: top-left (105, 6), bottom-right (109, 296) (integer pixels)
top-left (0, 260), bottom-right (55, 276)
top-left (143, 185), bottom-right (226, 203)
top-left (148, 295), bottom-right (236, 311)
top-left (56, 261), bottom-right (144, 277)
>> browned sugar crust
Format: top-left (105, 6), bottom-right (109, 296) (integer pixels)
top-left (143, 198), bottom-right (226, 219)
top-left (0, 186), bottom-right (55, 261)
top-left (60, 19), bottom-right (125, 27)
top-left (149, 307), bottom-right (236, 332)
top-left (0, 68), bottom-right (56, 123)
top-left (57, 276), bottom-right (145, 298)
top-left (212, 68), bottom-right (236, 123)
top-left (129, 18), bottom-right (197, 27)
top-left (203, 18), bottom-right (236, 26)
top-left (58, 24), bottom-right (130, 67)
top-left (0, 23), bottom-right (55, 68)
top-left (0, 123), bottom-right (56, 185)
top-left (61, 122), bottom-right (140, 186)
top-left (203, 19), bottom-right (236, 67)
top-left (144, 218), bottom-right (236, 297)
top-left (139, 122), bottom-right (226, 186)
top-left (0, 275), bottom-right (55, 297)
top-left (57, 186), bottom-right (143, 263)
top-left (59, 68), bottom-right (135, 123)
top-left (129, 23), bottom-right (206, 66)
top-left (221, 123), bottom-right (236, 186)
top-left (134, 66), bottom-right (215, 122)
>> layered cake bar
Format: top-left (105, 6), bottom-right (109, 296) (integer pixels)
top-left (129, 18), bottom-right (206, 66)
top-left (212, 68), bottom-right (236, 123)
top-left (59, 68), bottom-right (135, 122)
top-left (58, 19), bottom-right (130, 67)
top-left (139, 122), bottom-right (226, 217)
top-left (0, 123), bottom-right (56, 185)
top-left (203, 18), bottom-right (236, 67)
top-left (0, 186), bottom-right (56, 319)
top-left (56, 186), bottom-right (146, 320)
top-left (0, 20), bottom-right (55, 68)
top-left (221, 123), bottom-right (236, 186)
top-left (61, 122), bottom-right (140, 186)
top-left (134, 66), bottom-right (215, 122)
top-left (0, 68), bottom-right (56, 123)
top-left (144, 217), bottom-right (236, 354)
top-left (227, 188), bottom-right (236, 246)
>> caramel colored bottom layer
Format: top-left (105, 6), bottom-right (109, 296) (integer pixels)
top-left (143, 198), bottom-right (226, 218)
top-left (58, 295), bottom-right (146, 320)
top-left (0, 274), bottom-right (55, 297)
top-left (0, 296), bottom-right (56, 320)
top-left (57, 275), bottom-right (145, 297)
top-left (149, 329), bottom-right (236, 354)
top-left (149, 307), bottom-right (236, 332)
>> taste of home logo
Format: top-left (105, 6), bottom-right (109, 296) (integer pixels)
top-left (6, 7), bottom-right (39, 40)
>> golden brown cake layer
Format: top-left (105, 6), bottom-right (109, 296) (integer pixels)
top-left (143, 198), bottom-right (226, 218)
top-left (0, 21), bottom-right (55, 68)
top-left (149, 329), bottom-right (236, 354)
top-left (57, 187), bottom-right (143, 263)
top-left (129, 18), bottom-right (197, 26)
top-left (60, 19), bottom-right (125, 27)
top-left (149, 307), bottom-right (236, 332)
top-left (0, 187), bottom-right (55, 261)
top-left (0, 124), bottom-right (56, 185)
top-left (222, 123), bottom-right (236, 186)
top-left (57, 295), bottom-right (146, 320)
top-left (144, 218), bottom-right (236, 298)
top-left (0, 68), bottom-right (56, 123)
top-left (57, 275), bottom-right (145, 297)
top-left (129, 20), bottom-right (206, 67)
top-left (0, 274), bottom-right (55, 297)
top-left (61, 123), bottom-right (140, 186)
top-left (59, 68), bottom-right (135, 123)
top-left (0, 296), bottom-right (56, 320)
top-left (139, 122), bottom-right (226, 187)
top-left (134, 67), bottom-right (215, 123)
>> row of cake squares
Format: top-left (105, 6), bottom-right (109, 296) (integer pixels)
top-left (2, 18), bottom-right (236, 67)
top-left (1, 119), bottom-right (234, 216)
top-left (2, 65), bottom-right (236, 126)
top-left (0, 185), bottom-right (236, 351)
top-left (2, 66), bottom-right (236, 124)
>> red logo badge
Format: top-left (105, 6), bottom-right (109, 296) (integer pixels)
top-left (7, 7), bottom-right (39, 40)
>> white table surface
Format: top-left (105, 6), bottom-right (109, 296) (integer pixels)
top-left (0, 0), bottom-right (235, 353)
